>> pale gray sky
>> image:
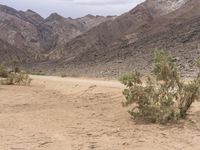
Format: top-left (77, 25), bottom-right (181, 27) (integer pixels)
top-left (0, 0), bottom-right (145, 18)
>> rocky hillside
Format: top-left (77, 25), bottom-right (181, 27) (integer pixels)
top-left (0, 0), bottom-right (200, 77)
top-left (0, 5), bottom-right (56, 60)
top-left (0, 4), bottom-right (115, 63)
top-left (46, 0), bottom-right (200, 77)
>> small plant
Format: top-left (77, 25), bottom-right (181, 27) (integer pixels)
top-left (0, 64), bottom-right (32, 86)
top-left (61, 74), bottom-right (67, 78)
top-left (9, 60), bottom-right (19, 73)
top-left (120, 51), bottom-right (200, 124)
top-left (0, 64), bottom-right (8, 78)
top-left (3, 72), bottom-right (32, 86)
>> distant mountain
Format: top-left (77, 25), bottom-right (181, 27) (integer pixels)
top-left (0, 4), bottom-right (115, 63)
top-left (43, 13), bottom-right (116, 48)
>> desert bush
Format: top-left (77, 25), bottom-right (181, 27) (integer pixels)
top-left (120, 51), bottom-right (200, 124)
top-left (9, 60), bottom-right (19, 73)
top-left (0, 64), bottom-right (8, 78)
top-left (2, 72), bottom-right (32, 86)
top-left (61, 74), bottom-right (67, 78)
top-left (14, 66), bottom-right (21, 73)
top-left (0, 64), bottom-right (32, 86)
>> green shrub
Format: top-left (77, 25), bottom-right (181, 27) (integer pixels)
top-left (61, 74), bottom-right (67, 78)
top-left (14, 66), bottom-right (21, 73)
top-left (0, 64), bottom-right (32, 86)
top-left (0, 64), bottom-right (8, 78)
top-left (120, 51), bottom-right (200, 124)
top-left (2, 72), bottom-right (32, 86)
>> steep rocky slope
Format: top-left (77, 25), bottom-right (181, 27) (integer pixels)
top-left (47, 0), bottom-right (200, 77)
top-left (51, 0), bottom-right (190, 59)
top-left (0, 5), bottom-right (56, 62)
top-left (0, 39), bottom-right (34, 63)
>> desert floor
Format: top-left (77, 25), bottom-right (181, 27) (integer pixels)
top-left (0, 75), bottom-right (200, 150)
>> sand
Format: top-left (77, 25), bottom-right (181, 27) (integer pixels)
top-left (0, 75), bottom-right (200, 150)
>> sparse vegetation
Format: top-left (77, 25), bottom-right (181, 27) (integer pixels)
top-left (8, 60), bottom-right (20, 73)
top-left (120, 51), bottom-right (200, 124)
top-left (2, 72), bottom-right (32, 86)
top-left (31, 71), bottom-right (46, 76)
top-left (0, 64), bottom-right (32, 86)
top-left (0, 64), bottom-right (8, 78)
top-left (61, 74), bottom-right (67, 78)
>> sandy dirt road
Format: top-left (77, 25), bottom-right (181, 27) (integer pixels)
top-left (0, 75), bottom-right (200, 150)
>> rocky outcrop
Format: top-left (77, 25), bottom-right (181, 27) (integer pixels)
top-left (145, 0), bottom-right (189, 16)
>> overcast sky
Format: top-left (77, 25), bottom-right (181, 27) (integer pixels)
top-left (0, 0), bottom-right (144, 18)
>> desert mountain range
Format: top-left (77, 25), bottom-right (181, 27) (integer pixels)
top-left (0, 0), bottom-right (200, 77)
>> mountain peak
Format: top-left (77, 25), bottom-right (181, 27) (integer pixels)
top-left (46, 13), bottom-right (64, 21)
top-left (84, 14), bottom-right (95, 18)
top-left (24, 9), bottom-right (44, 19)
top-left (26, 9), bottom-right (35, 13)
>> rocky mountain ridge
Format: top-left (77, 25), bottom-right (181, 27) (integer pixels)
top-left (0, 4), bottom-right (115, 63)
top-left (46, 0), bottom-right (200, 77)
